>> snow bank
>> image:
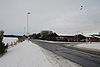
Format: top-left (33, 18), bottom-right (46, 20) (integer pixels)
top-left (36, 39), bottom-right (80, 44)
top-left (0, 40), bottom-right (55, 67)
top-left (76, 42), bottom-right (100, 50)
top-left (3, 37), bottom-right (18, 44)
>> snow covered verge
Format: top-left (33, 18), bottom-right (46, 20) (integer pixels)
top-left (3, 37), bottom-right (18, 45)
top-left (75, 42), bottom-right (100, 52)
top-left (0, 40), bottom-right (53, 67)
top-left (38, 40), bottom-right (100, 52)
top-left (34, 39), bottom-right (82, 47)
top-left (0, 39), bottom-right (82, 67)
top-left (35, 39), bottom-right (80, 44)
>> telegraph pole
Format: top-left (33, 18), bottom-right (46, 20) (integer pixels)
top-left (26, 12), bottom-right (30, 34)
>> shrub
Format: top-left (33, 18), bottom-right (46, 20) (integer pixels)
top-left (0, 30), bottom-right (8, 55)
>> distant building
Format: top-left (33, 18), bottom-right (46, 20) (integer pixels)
top-left (58, 35), bottom-right (76, 42)
top-left (89, 34), bottom-right (100, 42)
top-left (29, 31), bottom-right (100, 42)
top-left (58, 34), bottom-right (86, 42)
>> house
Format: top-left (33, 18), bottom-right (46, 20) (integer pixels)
top-left (58, 35), bottom-right (76, 42)
top-left (89, 34), bottom-right (100, 42)
top-left (58, 34), bottom-right (86, 42)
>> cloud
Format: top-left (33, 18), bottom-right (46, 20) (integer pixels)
top-left (0, 0), bottom-right (100, 35)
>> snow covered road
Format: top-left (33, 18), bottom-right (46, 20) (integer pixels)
top-left (0, 39), bottom-right (82, 67)
top-left (31, 39), bottom-right (100, 67)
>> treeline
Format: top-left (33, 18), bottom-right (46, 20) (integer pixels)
top-left (4, 35), bottom-right (22, 38)
top-left (29, 30), bottom-right (100, 42)
top-left (29, 30), bottom-right (86, 42)
top-left (29, 30), bottom-right (58, 41)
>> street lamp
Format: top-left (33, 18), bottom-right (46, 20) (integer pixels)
top-left (26, 12), bottom-right (30, 34)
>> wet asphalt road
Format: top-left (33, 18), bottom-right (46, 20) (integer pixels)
top-left (30, 39), bottom-right (100, 67)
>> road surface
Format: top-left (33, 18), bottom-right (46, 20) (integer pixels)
top-left (30, 39), bottom-right (100, 67)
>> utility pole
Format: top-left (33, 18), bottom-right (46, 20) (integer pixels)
top-left (26, 12), bottom-right (30, 34)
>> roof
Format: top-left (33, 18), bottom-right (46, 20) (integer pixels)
top-left (58, 35), bottom-right (74, 37)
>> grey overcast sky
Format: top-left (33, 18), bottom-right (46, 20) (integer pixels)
top-left (0, 0), bottom-right (100, 35)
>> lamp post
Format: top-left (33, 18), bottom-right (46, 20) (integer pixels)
top-left (26, 12), bottom-right (30, 34)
